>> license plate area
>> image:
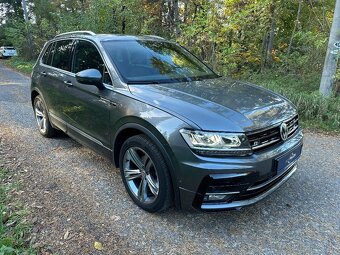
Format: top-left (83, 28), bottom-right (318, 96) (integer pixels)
top-left (275, 145), bottom-right (302, 174)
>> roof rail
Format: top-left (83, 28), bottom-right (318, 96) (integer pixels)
top-left (55, 31), bottom-right (96, 38)
top-left (145, 35), bottom-right (165, 40)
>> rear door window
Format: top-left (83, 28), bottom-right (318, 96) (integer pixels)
top-left (51, 40), bottom-right (74, 72)
top-left (41, 43), bottom-right (53, 65)
top-left (73, 40), bottom-right (112, 85)
top-left (47, 43), bottom-right (55, 66)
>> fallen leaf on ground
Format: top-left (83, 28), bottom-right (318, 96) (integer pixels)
top-left (63, 230), bottom-right (69, 240)
top-left (94, 241), bottom-right (103, 251)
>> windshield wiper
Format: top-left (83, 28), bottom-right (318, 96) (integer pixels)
top-left (126, 80), bottom-right (160, 85)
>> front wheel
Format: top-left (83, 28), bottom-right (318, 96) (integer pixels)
top-left (119, 135), bottom-right (173, 212)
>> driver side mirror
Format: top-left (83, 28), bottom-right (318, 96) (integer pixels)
top-left (75, 69), bottom-right (105, 89)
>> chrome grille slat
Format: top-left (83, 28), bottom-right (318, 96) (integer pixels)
top-left (251, 138), bottom-right (281, 150)
top-left (247, 115), bottom-right (299, 151)
top-left (248, 130), bottom-right (279, 142)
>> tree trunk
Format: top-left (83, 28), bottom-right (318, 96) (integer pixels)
top-left (166, 0), bottom-right (173, 33)
top-left (22, 0), bottom-right (33, 59)
top-left (183, 0), bottom-right (189, 23)
top-left (261, 32), bottom-right (269, 72)
top-left (319, 0), bottom-right (340, 97)
top-left (287, 0), bottom-right (302, 55)
top-left (265, 2), bottom-right (276, 67)
top-left (121, 5), bottom-right (126, 34)
top-left (173, 0), bottom-right (180, 36)
top-left (309, 0), bottom-right (326, 31)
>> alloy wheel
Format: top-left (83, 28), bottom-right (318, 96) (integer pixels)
top-left (122, 147), bottom-right (159, 204)
top-left (34, 98), bottom-right (47, 134)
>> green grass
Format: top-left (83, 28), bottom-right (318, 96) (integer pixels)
top-left (0, 167), bottom-right (36, 255)
top-left (245, 71), bottom-right (340, 133)
top-left (2, 57), bottom-right (35, 75)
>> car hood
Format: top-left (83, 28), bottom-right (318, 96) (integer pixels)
top-left (128, 77), bottom-right (297, 132)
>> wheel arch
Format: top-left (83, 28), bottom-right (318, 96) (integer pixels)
top-left (31, 88), bottom-right (42, 107)
top-left (112, 119), bottom-right (181, 208)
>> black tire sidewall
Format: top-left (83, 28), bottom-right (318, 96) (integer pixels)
top-left (119, 135), bottom-right (172, 212)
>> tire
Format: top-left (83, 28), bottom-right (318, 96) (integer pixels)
top-left (33, 95), bottom-right (58, 138)
top-left (119, 134), bottom-right (173, 212)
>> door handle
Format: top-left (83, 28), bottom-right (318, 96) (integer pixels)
top-left (63, 80), bottom-right (73, 87)
top-left (41, 71), bottom-right (47, 76)
top-left (99, 97), bottom-right (117, 107)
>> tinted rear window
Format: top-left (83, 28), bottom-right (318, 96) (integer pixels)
top-left (51, 40), bottom-right (73, 71)
top-left (41, 43), bottom-right (53, 65)
top-left (5, 47), bottom-right (15, 50)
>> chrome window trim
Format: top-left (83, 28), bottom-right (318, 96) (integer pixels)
top-left (40, 63), bottom-right (76, 77)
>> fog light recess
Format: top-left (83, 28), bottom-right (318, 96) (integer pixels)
top-left (204, 194), bottom-right (233, 202)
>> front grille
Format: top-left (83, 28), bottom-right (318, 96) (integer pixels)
top-left (247, 115), bottom-right (299, 151)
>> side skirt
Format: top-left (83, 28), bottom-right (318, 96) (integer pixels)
top-left (49, 112), bottom-right (113, 160)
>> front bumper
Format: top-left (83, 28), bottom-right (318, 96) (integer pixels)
top-left (176, 130), bottom-right (303, 211)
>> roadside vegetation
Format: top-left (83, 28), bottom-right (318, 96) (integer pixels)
top-left (1, 57), bottom-right (35, 75)
top-left (0, 167), bottom-right (36, 255)
top-left (0, 0), bottom-right (339, 132)
top-left (246, 71), bottom-right (340, 132)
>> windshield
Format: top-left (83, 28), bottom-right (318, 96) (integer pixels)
top-left (102, 40), bottom-right (218, 84)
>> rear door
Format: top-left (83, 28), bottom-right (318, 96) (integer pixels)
top-left (61, 39), bottom-right (113, 149)
top-left (38, 39), bottom-right (74, 131)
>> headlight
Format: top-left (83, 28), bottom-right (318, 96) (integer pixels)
top-left (179, 129), bottom-right (252, 156)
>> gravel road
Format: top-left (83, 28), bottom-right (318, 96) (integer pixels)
top-left (0, 61), bottom-right (339, 255)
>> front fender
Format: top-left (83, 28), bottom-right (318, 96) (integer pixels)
top-left (112, 115), bottom-right (191, 209)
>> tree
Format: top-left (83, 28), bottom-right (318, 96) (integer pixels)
top-left (287, 0), bottom-right (302, 55)
top-left (319, 0), bottom-right (340, 97)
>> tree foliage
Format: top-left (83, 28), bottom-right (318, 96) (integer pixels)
top-left (0, 0), bottom-right (336, 76)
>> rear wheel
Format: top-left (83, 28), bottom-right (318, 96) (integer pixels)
top-left (119, 135), bottom-right (173, 212)
top-left (33, 95), bottom-right (58, 137)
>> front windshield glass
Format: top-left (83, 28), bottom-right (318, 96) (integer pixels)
top-left (102, 40), bottom-right (218, 84)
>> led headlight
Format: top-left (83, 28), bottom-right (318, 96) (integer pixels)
top-left (179, 129), bottom-right (252, 156)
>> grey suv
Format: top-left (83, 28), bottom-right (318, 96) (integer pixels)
top-left (31, 31), bottom-right (303, 212)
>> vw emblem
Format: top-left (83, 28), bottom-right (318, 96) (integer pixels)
top-left (280, 123), bottom-right (289, 141)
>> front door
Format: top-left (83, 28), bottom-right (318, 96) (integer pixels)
top-left (61, 40), bottom-right (114, 149)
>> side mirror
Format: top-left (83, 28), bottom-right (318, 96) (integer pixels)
top-left (75, 69), bottom-right (104, 89)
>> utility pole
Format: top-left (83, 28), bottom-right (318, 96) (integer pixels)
top-left (319, 0), bottom-right (340, 97)
top-left (22, 0), bottom-right (33, 59)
